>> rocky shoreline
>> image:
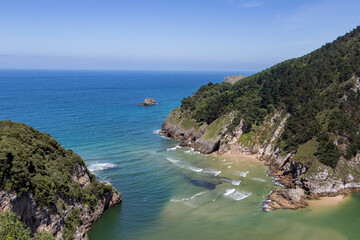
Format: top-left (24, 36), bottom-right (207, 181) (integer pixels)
top-left (161, 109), bottom-right (360, 211)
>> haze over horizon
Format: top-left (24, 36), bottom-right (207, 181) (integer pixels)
top-left (1, 0), bottom-right (359, 72)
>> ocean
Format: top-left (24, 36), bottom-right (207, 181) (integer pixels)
top-left (1, 70), bottom-right (360, 240)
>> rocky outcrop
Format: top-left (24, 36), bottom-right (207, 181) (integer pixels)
top-left (266, 188), bottom-right (307, 210)
top-left (223, 75), bottom-right (247, 85)
top-left (72, 164), bottom-right (91, 187)
top-left (0, 177), bottom-right (121, 240)
top-left (161, 109), bottom-right (232, 154)
top-left (194, 139), bottom-right (220, 154)
top-left (139, 98), bottom-right (158, 106)
top-left (162, 108), bottom-right (360, 211)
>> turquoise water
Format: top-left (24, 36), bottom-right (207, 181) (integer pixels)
top-left (1, 70), bottom-right (360, 240)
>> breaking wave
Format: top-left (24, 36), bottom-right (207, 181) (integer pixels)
top-left (166, 145), bottom-right (181, 151)
top-left (88, 163), bottom-right (116, 172)
top-left (203, 169), bottom-right (222, 176)
top-left (166, 157), bottom-right (203, 173)
top-left (233, 171), bottom-right (249, 177)
top-left (153, 129), bottom-right (161, 134)
top-left (224, 189), bottom-right (252, 201)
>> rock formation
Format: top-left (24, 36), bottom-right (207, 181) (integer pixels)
top-left (223, 75), bottom-right (247, 85)
top-left (139, 98), bottom-right (158, 106)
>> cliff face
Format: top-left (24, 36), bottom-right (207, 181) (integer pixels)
top-left (0, 121), bottom-right (122, 239)
top-left (162, 26), bottom-right (360, 210)
top-left (0, 186), bottom-right (121, 239)
top-left (162, 109), bottom-right (360, 210)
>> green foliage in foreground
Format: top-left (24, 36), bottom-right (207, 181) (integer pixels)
top-left (179, 26), bottom-right (360, 168)
top-left (0, 120), bottom-right (112, 208)
top-left (0, 211), bottom-right (55, 240)
top-left (62, 208), bottom-right (83, 240)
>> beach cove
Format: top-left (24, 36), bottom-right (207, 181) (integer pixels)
top-left (0, 70), bottom-right (359, 240)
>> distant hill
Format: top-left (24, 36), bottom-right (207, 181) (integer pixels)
top-left (0, 121), bottom-right (121, 239)
top-left (162, 26), bottom-right (360, 210)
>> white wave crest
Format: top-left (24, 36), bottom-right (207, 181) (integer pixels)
top-left (88, 163), bottom-right (116, 172)
top-left (231, 180), bottom-right (241, 186)
top-left (166, 158), bottom-right (203, 173)
top-left (184, 148), bottom-right (202, 155)
top-left (250, 177), bottom-right (267, 183)
top-left (188, 166), bottom-right (203, 172)
top-left (166, 145), bottom-right (181, 151)
top-left (224, 189), bottom-right (252, 201)
top-left (224, 188), bottom-right (236, 196)
top-left (153, 129), bottom-right (161, 134)
top-left (222, 178), bottom-right (240, 185)
top-left (234, 171), bottom-right (249, 177)
top-left (171, 191), bottom-right (207, 202)
top-left (203, 169), bottom-right (221, 176)
top-left (166, 157), bottom-right (179, 163)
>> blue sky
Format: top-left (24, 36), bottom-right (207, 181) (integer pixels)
top-left (0, 0), bottom-right (359, 71)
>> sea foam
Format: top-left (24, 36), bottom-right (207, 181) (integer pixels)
top-left (233, 170), bottom-right (249, 177)
top-left (203, 169), bottom-right (222, 176)
top-left (88, 163), bottom-right (116, 172)
top-left (153, 129), bottom-right (161, 134)
top-left (250, 177), bottom-right (267, 183)
top-left (166, 157), bottom-right (203, 173)
top-left (224, 189), bottom-right (252, 201)
top-left (166, 145), bottom-right (181, 151)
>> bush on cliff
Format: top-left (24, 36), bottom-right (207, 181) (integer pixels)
top-left (0, 211), bottom-right (54, 240)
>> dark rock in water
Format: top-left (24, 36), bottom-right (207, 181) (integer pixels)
top-left (189, 179), bottom-right (216, 190)
top-left (139, 98), bottom-right (158, 106)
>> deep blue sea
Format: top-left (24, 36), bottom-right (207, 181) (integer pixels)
top-left (2, 70), bottom-right (360, 240)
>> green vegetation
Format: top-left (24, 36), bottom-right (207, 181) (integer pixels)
top-left (292, 139), bottom-right (319, 164)
top-left (178, 26), bottom-right (360, 168)
top-left (0, 211), bottom-right (55, 240)
top-left (0, 121), bottom-right (112, 208)
top-left (203, 113), bottom-right (233, 140)
top-left (0, 121), bottom-right (116, 239)
top-left (62, 208), bottom-right (83, 240)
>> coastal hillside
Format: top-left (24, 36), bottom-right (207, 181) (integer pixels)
top-left (0, 121), bottom-right (121, 239)
top-left (162, 26), bottom-right (360, 210)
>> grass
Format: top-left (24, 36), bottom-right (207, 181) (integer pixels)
top-left (293, 139), bottom-right (319, 164)
top-left (203, 114), bottom-right (232, 140)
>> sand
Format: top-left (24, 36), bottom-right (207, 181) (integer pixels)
top-left (308, 195), bottom-right (349, 208)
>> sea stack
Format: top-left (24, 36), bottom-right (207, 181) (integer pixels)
top-left (139, 98), bottom-right (158, 106)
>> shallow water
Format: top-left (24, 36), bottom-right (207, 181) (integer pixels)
top-left (1, 70), bottom-right (359, 240)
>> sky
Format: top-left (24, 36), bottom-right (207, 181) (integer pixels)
top-left (0, 0), bottom-right (359, 71)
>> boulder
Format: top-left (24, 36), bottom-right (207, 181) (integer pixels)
top-left (139, 98), bottom-right (158, 106)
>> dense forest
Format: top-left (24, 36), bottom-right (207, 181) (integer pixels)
top-left (180, 26), bottom-right (360, 168)
top-left (0, 121), bottom-right (114, 239)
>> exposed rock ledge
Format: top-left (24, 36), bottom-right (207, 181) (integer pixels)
top-left (0, 164), bottom-right (121, 239)
top-left (161, 109), bottom-right (360, 211)
top-left (223, 75), bottom-right (247, 85)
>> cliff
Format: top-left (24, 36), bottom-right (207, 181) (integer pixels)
top-left (0, 121), bottom-right (121, 239)
top-left (162, 26), bottom-right (360, 210)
